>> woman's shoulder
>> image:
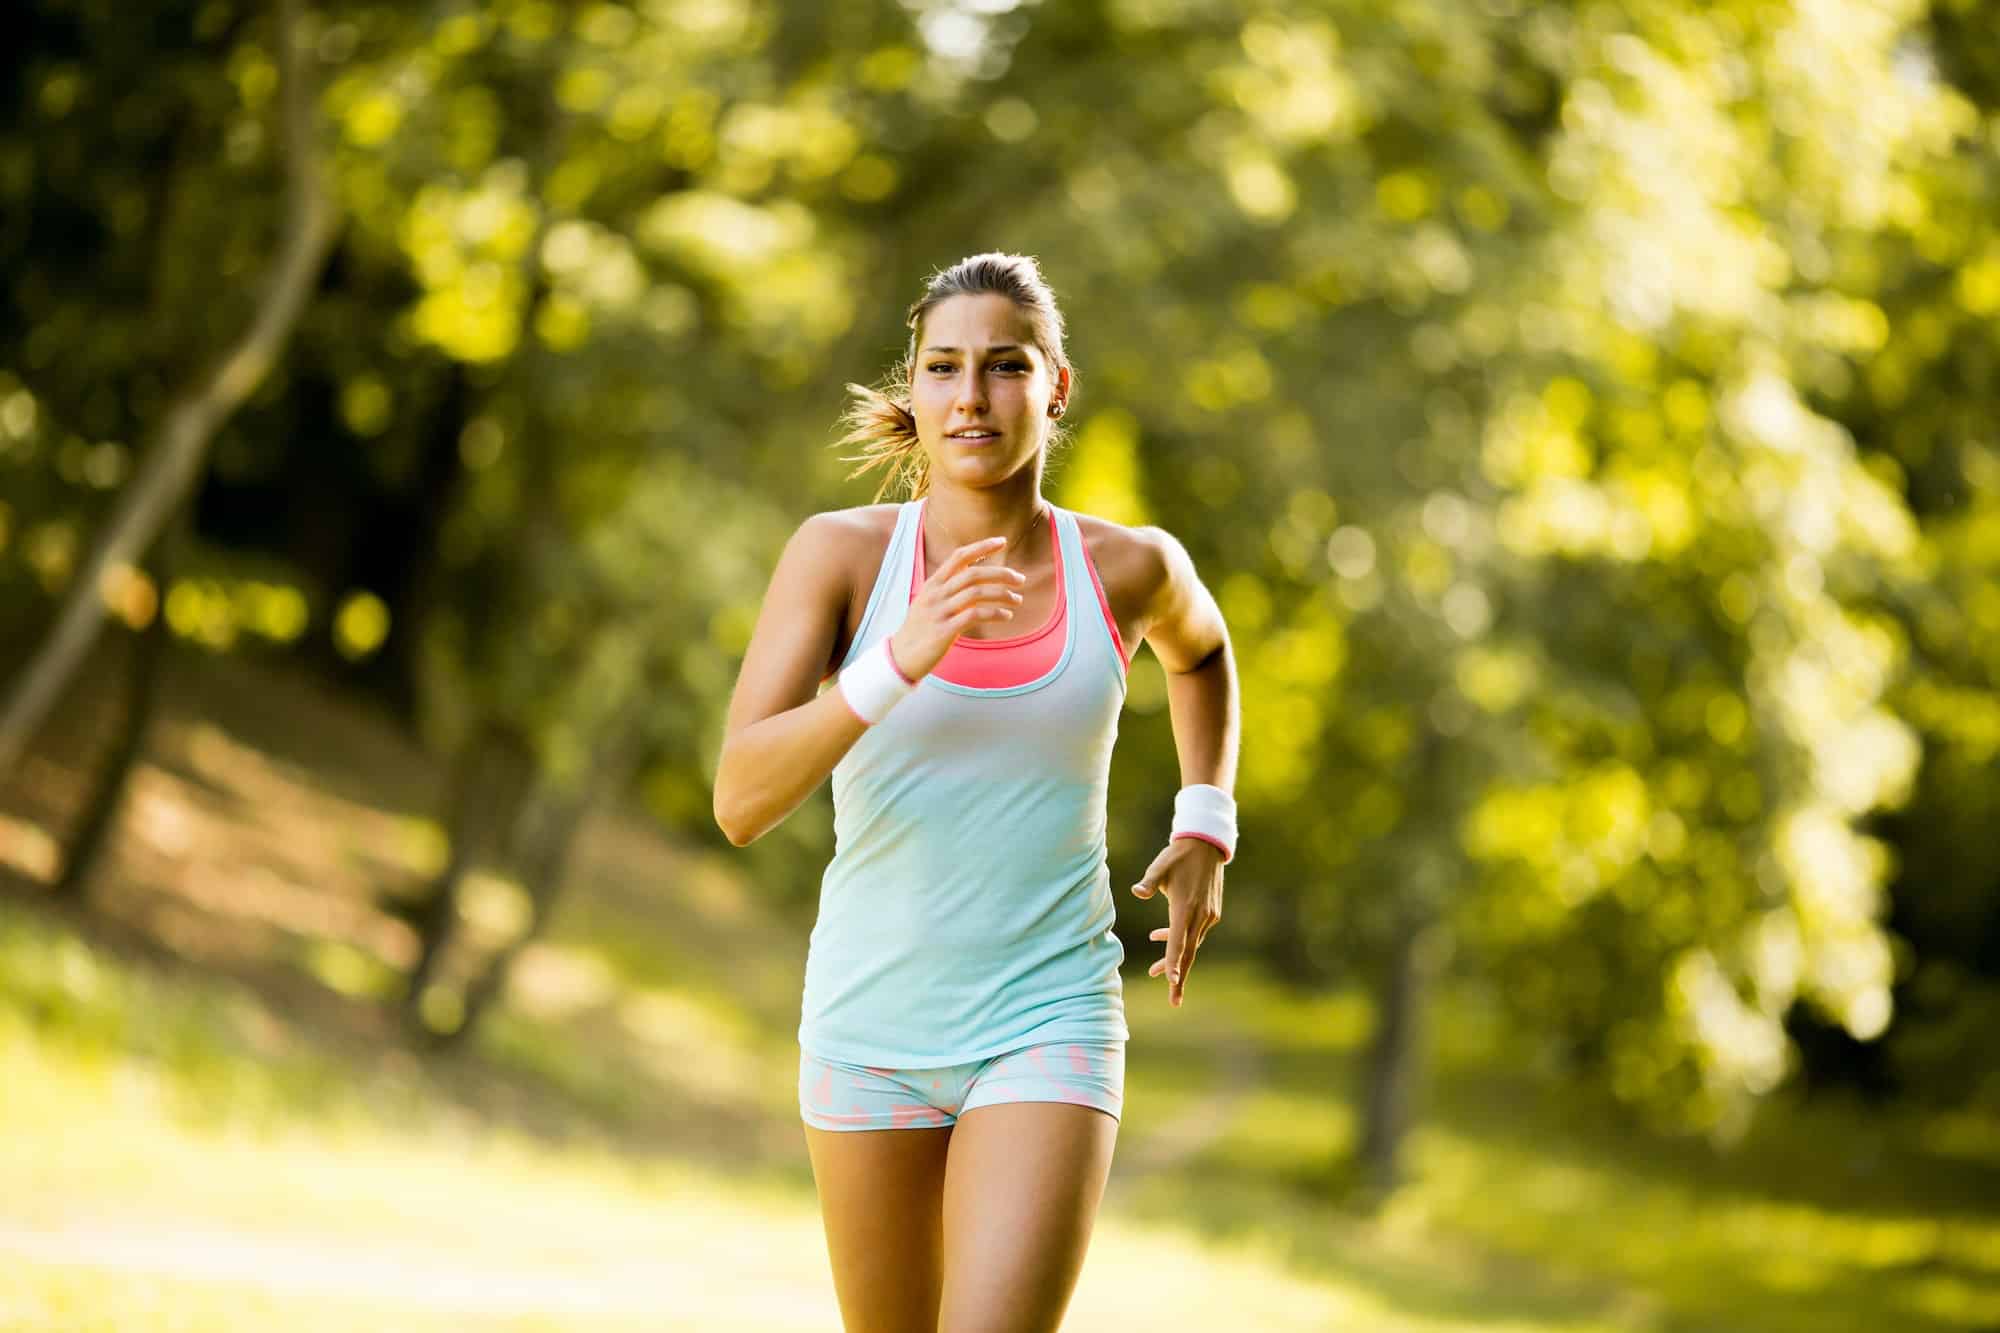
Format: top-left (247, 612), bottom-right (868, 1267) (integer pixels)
top-left (1068, 509), bottom-right (1170, 591)
top-left (1066, 508), bottom-right (1152, 545)
top-left (783, 503), bottom-right (903, 604)
top-left (796, 502), bottom-right (903, 556)
top-left (1066, 509), bottom-right (1179, 639)
top-left (809, 501), bottom-right (902, 527)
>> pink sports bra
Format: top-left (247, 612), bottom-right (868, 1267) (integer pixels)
top-left (910, 499), bottom-right (1128, 689)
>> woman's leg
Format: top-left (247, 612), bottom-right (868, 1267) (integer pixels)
top-left (936, 1102), bottom-right (1118, 1332)
top-left (804, 1122), bottom-right (955, 1333)
top-left (936, 1040), bottom-right (1124, 1332)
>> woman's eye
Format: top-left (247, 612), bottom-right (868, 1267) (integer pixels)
top-left (927, 363), bottom-right (954, 373)
top-left (994, 361), bottom-right (1027, 372)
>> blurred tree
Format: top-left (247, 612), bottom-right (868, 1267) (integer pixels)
top-left (0, 0), bottom-right (341, 772)
top-left (1796, 0), bottom-right (2000, 1108)
top-left (227, 0), bottom-right (940, 1033)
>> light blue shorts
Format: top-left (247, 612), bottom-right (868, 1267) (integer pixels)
top-left (799, 1040), bottom-right (1125, 1131)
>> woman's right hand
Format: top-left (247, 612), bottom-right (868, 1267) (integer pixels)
top-left (889, 535), bottom-right (1027, 680)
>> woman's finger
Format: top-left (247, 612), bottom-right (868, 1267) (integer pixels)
top-left (932, 536), bottom-right (1007, 584)
top-left (1149, 927), bottom-right (1169, 942)
top-left (943, 579), bottom-right (1023, 612)
top-left (934, 551), bottom-right (1020, 598)
top-left (1173, 933), bottom-right (1200, 1002)
top-left (945, 564), bottom-right (1027, 597)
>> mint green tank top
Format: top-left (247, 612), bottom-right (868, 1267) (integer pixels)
top-left (798, 498), bottom-right (1132, 1067)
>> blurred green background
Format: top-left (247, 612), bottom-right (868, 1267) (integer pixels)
top-left (3, 0), bottom-right (1999, 1328)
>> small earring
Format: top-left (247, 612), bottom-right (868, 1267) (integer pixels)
top-left (1048, 403), bottom-right (1065, 418)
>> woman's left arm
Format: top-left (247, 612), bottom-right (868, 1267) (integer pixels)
top-left (1127, 526), bottom-right (1239, 1009)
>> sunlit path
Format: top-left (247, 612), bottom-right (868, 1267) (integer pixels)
top-left (0, 1210), bottom-right (1627, 1333)
top-left (0, 1218), bottom-right (835, 1324)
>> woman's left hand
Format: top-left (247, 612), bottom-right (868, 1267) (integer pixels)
top-left (1131, 836), bottom-right (1226, 1008)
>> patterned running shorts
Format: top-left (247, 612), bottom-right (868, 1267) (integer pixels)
top-left (799, 1040), bottom-right (1125, 1132)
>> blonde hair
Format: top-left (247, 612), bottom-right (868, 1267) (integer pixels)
top-left (834, 252), bottom-right (1075, 502)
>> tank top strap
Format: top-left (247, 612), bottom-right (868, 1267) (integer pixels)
top-left (1052, 504), bottom-right (1130, 690)
top-left (836, 499), bottom-right (921, 674)
top-left (1051, 504), bottom-right (1086, 607)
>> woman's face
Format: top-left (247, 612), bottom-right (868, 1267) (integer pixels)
top-left (910, 292), bottom-right (1068, 489)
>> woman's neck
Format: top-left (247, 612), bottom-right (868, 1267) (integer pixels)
top-left (923, 484), bottom-right (1048, 567)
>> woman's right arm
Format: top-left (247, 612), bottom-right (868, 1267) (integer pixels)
top-left (711, 512), bottom-right (1025, 847)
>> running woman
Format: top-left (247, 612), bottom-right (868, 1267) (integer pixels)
top-left (713, 252), bottom-right (1239, 1333)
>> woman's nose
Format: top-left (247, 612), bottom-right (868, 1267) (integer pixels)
top-left (954, 370), bottom-right (987, 409)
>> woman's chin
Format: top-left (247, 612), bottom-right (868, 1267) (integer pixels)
top-left (942, 449), bottom-right (1035, 483)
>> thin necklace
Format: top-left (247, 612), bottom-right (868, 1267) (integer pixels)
top-left (930, 498), bottom-right (1046, 569)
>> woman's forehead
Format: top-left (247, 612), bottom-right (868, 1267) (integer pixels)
top-left (919, 292), bottom-right (1039, 351)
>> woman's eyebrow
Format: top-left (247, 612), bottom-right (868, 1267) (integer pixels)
top-left (920, 344), bottom-right (1027, 355)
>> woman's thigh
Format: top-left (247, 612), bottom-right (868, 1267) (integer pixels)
top-left (937, 1043), bottom-right (1124, 1333)
top-left (804, 1120), bottom-right (954, 1333)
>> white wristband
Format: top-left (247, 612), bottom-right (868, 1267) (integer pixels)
top-left (837, 637), bottom-right (917, 724)
top-left (1171, 783), bottom-right (1237, 864)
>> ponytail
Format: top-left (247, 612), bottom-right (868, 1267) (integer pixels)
top-left (833, 359), bottom-right (930, 501)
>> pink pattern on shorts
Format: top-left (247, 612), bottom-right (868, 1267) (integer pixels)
top-left (799, 1041), bottom-right (1123, 1131)
top-left (892, 1102), bottom-right (950, 1129)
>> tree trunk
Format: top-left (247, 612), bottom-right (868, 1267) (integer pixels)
top-left (401, 719), bottom-right (537, 1017)
top-left (0, 0), bottom-right (341, 773)
top-left (52, 71), bottom-right (213, 901)
top-left (1357, 728), bottom-right (1451, 1194)
top-left (442, 729), bottom-right (653, 1046)
top-left (1358, 907), bottom-right (1442, 1193)
top-left (54, 507), bottom-right (191, 901)
top-left (438, 787), bottom-right (596, 1047)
